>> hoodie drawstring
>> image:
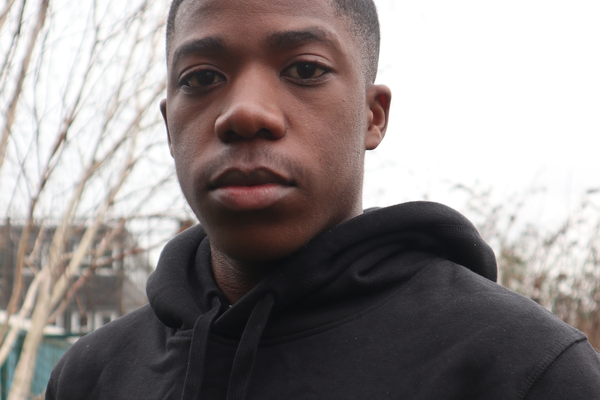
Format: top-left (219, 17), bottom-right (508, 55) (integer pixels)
top-left (181, 297), bottom-right (221, 400)
top-left (181, 293), bottom-right (275, 400)
top-left (227, 293), bottom-right (275, 400)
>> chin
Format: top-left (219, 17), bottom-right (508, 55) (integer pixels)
top-left (201, 198), bottom-right (360, 265)
top-left (209, 222), bottom-right (313, 265)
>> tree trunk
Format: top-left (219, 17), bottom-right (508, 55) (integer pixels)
top-left (6, 273), bottom-right (51, 400)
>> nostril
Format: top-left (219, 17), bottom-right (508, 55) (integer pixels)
top-left (256, 128), bottom-right (277, 139)
top-left (220, 128), bottom-right (279, 142)
top-left (222, 130), bottom-right (237, 142)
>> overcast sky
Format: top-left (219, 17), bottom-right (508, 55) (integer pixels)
top-left (364, 1), bottom-right (600, 225)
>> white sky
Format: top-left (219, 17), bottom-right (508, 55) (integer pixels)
top-left (364, 0), bottom-right (600, 225)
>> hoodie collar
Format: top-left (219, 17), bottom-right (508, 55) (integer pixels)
top-left (147, 201), bottom-right (497, 331)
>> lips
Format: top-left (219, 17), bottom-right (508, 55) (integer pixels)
top-left (209, 168), bottom-right (292, 189)
top-left (208, 167), bottom-right (295, 211)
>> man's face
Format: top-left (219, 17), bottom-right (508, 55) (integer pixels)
top-left (162, 0), bottom-right (390, 265)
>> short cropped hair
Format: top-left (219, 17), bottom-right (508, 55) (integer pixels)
top-left (165, 0), bottom-right (380, 83)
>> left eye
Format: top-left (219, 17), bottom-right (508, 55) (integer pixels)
top-left (182, 70), bottom-right (225, 87)
top-left (283, 63), bottom-right (327, 80)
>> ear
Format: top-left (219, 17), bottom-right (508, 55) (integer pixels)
top-left (365, 84), bottom-right (392, 150)
top-left (160, 98), bottom-right (174, 158)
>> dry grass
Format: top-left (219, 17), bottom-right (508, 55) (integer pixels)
top-left (457, 184), bottom-right (600, 349)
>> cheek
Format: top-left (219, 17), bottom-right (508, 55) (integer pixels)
top-left (168, 104), bottom-right (215, 200)
top-left (293, 101), bottom-right (366, 207)
top-left (310, 97), bottom-right (365, 170)
top-left (168, 98), bottom-right (218, 161)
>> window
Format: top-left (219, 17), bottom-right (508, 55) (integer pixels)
top-left (70, 311), bottom-right (92, 333)
top-left (94, 311), bottom-right (118, 329)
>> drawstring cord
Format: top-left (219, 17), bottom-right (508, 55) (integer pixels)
top-left (180, 297), bottom-right (221, 400)
top-left (180, 294), bottom-right (275, 400)
top-left (227, 293), bottom-right (275, 400)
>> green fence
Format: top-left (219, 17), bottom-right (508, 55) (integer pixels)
top-left (0, 334), bottom-right (74, 399)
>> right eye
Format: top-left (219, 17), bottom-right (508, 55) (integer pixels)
top-left (181, 70), bottom-right (225, 87)
top-left (283, 62), bottom-right (328, 80)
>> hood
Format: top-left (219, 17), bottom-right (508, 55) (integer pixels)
top-left (147, 201), bottom-right (496, 331)
top-left (146, 201), bottom-right (497, 400)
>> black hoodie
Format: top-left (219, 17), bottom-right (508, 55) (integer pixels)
top-left (46, 202), bottom-right (600, 399)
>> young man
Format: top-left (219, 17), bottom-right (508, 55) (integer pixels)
top-left (47, 0), bottom-right (600, 399)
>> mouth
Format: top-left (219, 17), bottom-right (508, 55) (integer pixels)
top-left (208, 167), bottom-right (295, 211)
top-left (209, 168), bottom-right (293, 189)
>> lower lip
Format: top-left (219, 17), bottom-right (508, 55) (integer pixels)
top-left (211, 184), bottom-right (293, 211)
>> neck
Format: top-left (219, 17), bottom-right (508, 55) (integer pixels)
top-left (210, 244), bottom-right (276, 304)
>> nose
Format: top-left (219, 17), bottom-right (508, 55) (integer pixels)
top-left (215, 68), bottom-right (286, 142)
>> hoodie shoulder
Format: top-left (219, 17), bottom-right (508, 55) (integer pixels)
top-left (47, 305), bottom-right (176, 400)
top-left (381, 257), bottom-right (593, 398)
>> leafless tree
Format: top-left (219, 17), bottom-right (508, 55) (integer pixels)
top-left (0, 0), bottom-right (183, 398)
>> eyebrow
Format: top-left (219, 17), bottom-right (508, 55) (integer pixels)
top-left (171, 28), bottom-right (336, 68)
top-left (171, 36), bottom-right (226, 67)
top-left (267, 27), bottom-right (336, 50)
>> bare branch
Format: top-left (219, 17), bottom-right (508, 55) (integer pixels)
top-left (48, 219), bottom-right (126, 323)
top-left (0, 0), bottom-right (50, 174)
top-left (50, 123), bottom-right (140, 309)
top-left (0, 266), bottom-right (45, 366)
top-left (0, 0), bottom-right (18, 31)
top-left (0, 0), bottom-right (27, 92)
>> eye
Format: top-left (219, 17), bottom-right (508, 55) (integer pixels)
top-left (283, 62), bottom-right (328, 80)
top-left (181, 69), bottom-right (225, 87)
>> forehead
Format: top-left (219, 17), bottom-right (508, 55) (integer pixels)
top-left (170, 0), bottom-right (356, 62)
top-left (175, 0), bottom-right (337, 27)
